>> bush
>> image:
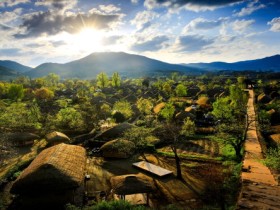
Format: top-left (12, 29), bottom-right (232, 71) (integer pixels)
top-left (264, 145), bottom-right (280, 171)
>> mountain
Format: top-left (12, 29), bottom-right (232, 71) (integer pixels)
top-left (25, 52), bottom-right (199, 79)
top-left (0, 65), bottom-right (20, 80)
top-left (0, 60), bottom-right (32, 73)
top-left (185, 55), bottom-right (280, 71)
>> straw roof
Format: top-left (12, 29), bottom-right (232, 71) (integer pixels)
top-left (153, 102), bottom-right (165, 114)
top-left (257, 93), bottom-right (271, 103)
top-left (269, 134), bottom-right (280, 145)
top-left (94, 123), bottom-right (135, 141)
top-left (11, 143), bottom-right (86, 194)
top-left (2, 132), bottom-right (40, 142)
top-left (45, 131), bottom-right (70, 143)
top-left (110, 174), bottom-right (154, 195)
top-left (100, 139), bottom-right (135, 158)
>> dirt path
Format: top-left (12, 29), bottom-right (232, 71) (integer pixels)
top-left (237, 89), bottom-right (280, 209)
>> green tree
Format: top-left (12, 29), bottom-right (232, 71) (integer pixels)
top-left (34, 87), bottom-right (54, 101)
top-left (175, 84), bottom-right (187, 97)
top-left (97, 72), bottom-right (109, 88)
top-left (212, 97), bottom-right (233, 122)
top-left (7, 84), bottom-right (24, 101)
top-left (112, 100), bottom-right (133, 119)
top-left (55, 107), bottom-right (85, 130)
top-left (45, 73), bottom-right (60, 87)
top-left (136, 98), bottom-right (153, 115)
top-left (160, 102), bottom-right (175, 122)
top-left (111, 72), bottom-right (121, 87)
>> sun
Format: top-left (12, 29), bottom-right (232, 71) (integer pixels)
top-left (70, 28), bottom-right (104, 52)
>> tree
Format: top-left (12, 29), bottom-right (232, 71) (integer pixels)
top-left (97, 72), bottom-right (109, 88)
top-left (212, 97), bottom-right (233, 122)
top-left (160, 102), bottom-right (175, 122)
top-left (54, 107), bottom-right (85, 130)
top-left (34, 87), bottom-right (54, 101)
top-left (112, 100), bottom-right (133, 119)
top-left (175, 84), bottom-right (187, 97)
top-left (111, 72), bottom-right (121, 87)
top-left (7, 84), bottom-right (24, 101)
top-left (136, 98), bottom-right (153, 115)
top-left (45, 73), bottom-right (60, 87)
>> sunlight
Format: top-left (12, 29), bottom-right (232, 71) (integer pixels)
top-left (73, 28), bottom-right (104, 52)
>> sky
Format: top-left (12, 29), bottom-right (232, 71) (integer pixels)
top-left (0, 0), bottom-right (280, 67)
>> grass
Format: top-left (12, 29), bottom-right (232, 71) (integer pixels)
top-left (156, 151), bottom-right (222, 162)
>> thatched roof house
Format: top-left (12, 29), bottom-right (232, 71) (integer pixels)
top-left (45, 131), bottom-right (70, 146)
top-left (11, 143), bottom-right (86, 194)
top-left (153, 102), bottom-right (165, 114)
top-left (110, 174), bottom-right (154, 195)
top-left (94, 123), bottom-right (135, 141)
top-left (100, 139), bottom-right (135, 158)
top-left (2, 132), bottom-right (39, 146)
top-left (257, 93), bottom-right (271, 104)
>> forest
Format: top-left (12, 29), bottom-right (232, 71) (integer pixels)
top-left (0, 71), bottom-right (280, 210)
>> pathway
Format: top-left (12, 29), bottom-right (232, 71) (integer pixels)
top-left (237, 89), bottom-right (280, 209)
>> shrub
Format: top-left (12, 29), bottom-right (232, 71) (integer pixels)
top-left (264, 145), bottom-right (280, 171)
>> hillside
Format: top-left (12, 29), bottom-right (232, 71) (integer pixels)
top-left (25, 52), bottom-right (198, 79)
top-left (0, 60), bottom-right (32, 73)
top-left (185, 55), bottom-right (280, 71)
top-left (0, 66), bottom-right (20, 80)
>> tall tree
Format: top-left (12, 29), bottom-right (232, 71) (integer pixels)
top-left (111, 72), bottom-right (121, 87)
top-left (97, 72), bottom-right (109, 88)
top-left (175, 84), bottom-right (187, 97)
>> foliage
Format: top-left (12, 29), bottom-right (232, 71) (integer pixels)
top-left (124, 127), bottom-right (153, 151)
top-left (180, 117), bottom-right (195, 138)
top-left (175, 84), bottom-right (187, 97)
top-left (0, 102), bottom-right (41, 129)
top-left (136, 97), bottom-right (153, 115)
top-left (97, 72), bottom-right (109, 88)
top-left (34, 87), bottom-right (54, 101)
top-left (54, 107), bottom-right (85, 130)
top-left (112, 100), bottom-right (133, 119)
top-left (112, 72), bottom-right (121, 87)
top-left (7, 84), bottom-right (24, 101)
top-left (212, 97), bottom-right (233, 122)
top-left (264, 145), bottom-right (280, 171)
top-left (160, 102), bottom-right (175, 122)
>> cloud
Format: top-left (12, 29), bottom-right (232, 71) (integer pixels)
top-left (235, 0), bottom-right (265, 17)
top-left (174, 34), bottom-right (214, 52)
top-left (0, 8), bottom-right (22, 24)
top-left (232, 19), bottom-right (255, 32)
top-left (268, 17), bottom-right (280, 32)
top-left (183, 17), bottom-right (225, 33)
top-left (98, 4), bottom-right (121, 13)
top-left (102, 35), bottom-right (123, 45)
top-left (35, 0), bottom-right (77, 13)
top-left (0, 0), bottom-right (29, 7)
top-left (14, 11), bottom-right (123, 38)
top-left (0, 48), bottom-right (22, 56)
top-left (131, 0), bottom-right (139, 4)
top-left (131, 35), bottom-right (169, 52)
top-left (131, 10), bottom-right (159, 32)
top-left (0, 23), bottom-right (12, 31)
top-left (144, 0), bottom-right (244, 11)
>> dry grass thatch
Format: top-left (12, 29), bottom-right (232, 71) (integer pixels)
top-left (269, 134), bottom-right (280, 145)
top-left (11, 143), bottom-right (86, 194)
top-left (94, 123), bottom-right (135, 141)
top-left (110, 174), bottom-right (154, 195)
top-left (100, 139), bottom-right (135, 158)
top-left (45, 131), bottom-right (70, 143)
top-left (257, 93), bottom-right (271, 103)
top-left (2, 132), bottom-right (40, 142)
top-left (196, 96), bottom-right (209, 105)
top-left (153, 102), bottom-right (165, 114)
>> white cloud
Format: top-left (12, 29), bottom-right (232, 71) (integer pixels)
top-left (0, 0), bottom-right (29, 7)
top-left (183, 17), bottom-right (224, 33)
top-left (232, 19), bottom-right (255, 32)
top-left (131, 10), bottom-right (159, 31)
top-left (235, 0), bottom-right (265, 17)
top-left (99, 4), bottom-right (121, 14)
top-left (131, 35), bottom-right (169, 52)
top-left (268, 17), bottom-right (280, 32)
top-left (131, 0), bottom-right (139, 4)
top-left (174, 34), bottom-right (214, 52)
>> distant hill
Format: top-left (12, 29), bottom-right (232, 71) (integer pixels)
top-left (185, 55), bottom-right (280, 71)
top-left (0, 60), bottom-right (32, 73)
top-left (25, 52), bottom-right (199, 79)
top-left (0, 65), bottom-right (20, 80)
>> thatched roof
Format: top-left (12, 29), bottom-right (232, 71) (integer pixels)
top-left (2, 132), bottom-right (40, 142)
top-left (153, 102), bottom-right (165, 114)
top-left (94, 123), bottom-right (135, 141)
top-left (110, 174), bottom-right (154, 195)
top-left (11, 143), bottom-right (86, 194)
top-left (257, 93), bottom-right (271, 103)
top-left (45, 131), bottom-right (70, 143)
top-left (269, 134), bottom-right (280, 145)
top-left (100, 139), bottom-right (135, 158)
top-left (196, 96), bottom-right (209, 105)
